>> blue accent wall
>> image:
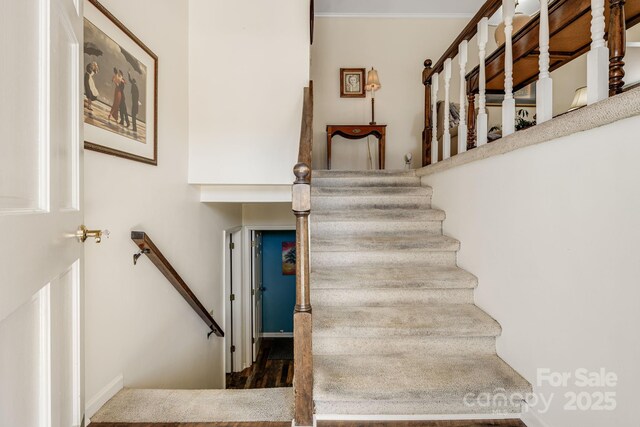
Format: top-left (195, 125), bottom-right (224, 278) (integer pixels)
top-left (261, 230), bottom-right (296, 333)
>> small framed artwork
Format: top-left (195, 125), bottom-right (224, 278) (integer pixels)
top-left (83, 0), bottom-right (158, 165)
top-left (282, 242), bottom-right (296, 276)
top-left (486, 83), bottom-right (536, 107)
top-left (340, 68), bottom-right (366, 98)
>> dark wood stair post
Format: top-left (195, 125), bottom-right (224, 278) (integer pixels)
top-left (422, 59), bottom-right (433, 167)
top-left (293, 85), bottom-right (314, 426)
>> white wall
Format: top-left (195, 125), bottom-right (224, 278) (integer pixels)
top-left (84, 0), bottom-right (242, 408)
top-left (242, 203), bottom-right (294, 226)
top-left (311, 17), bottom-right (468, 170)
top-left (422, 115), bottom-right (640, 427)
top-left (188, 0), bottom-right (311, 186)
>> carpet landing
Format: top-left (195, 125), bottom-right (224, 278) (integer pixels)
top-left (90, 388), bottom-right (293, 423)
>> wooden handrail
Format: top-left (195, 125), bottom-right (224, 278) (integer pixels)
top-left (423, 0), bottom-right (502, 83)
top-left (422, 0), bottom-right (639, 166)
top-left (131, 231), bottom-right (224, 338)
top-left (298, 83), bottom-right (314, 167)
top-left (292, 84), bottom-right (313, 427)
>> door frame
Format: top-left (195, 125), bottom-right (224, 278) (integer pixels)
top-left (241, 225), bottom-right (295, 370)
top-left (222, 226), bottom-right (243, 381)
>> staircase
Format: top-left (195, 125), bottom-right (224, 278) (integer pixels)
top-left (310, 170), bottom-right (531, 417)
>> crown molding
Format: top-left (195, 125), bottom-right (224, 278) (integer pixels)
top-left (315, 12), bottom-right (474, 19)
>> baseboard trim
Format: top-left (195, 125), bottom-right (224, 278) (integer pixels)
top-left (261, 332), bottom-right (293, 338)
top-left (85, 374), bottom-right (123, 421)
top-left (314, 413), bottom-right (522, 421)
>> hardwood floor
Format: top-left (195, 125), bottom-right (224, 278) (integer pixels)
top-left (226, 338), bottom-right (293, 389)
top-left (89, 423), bottom-right (291, 427)
top-left (90, 420), bottom-right (526, 427)
top-left (317, 421), bottom-right (527, 427)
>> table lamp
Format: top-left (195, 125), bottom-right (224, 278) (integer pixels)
top-left (366, 67), bottom-right (381, 125)
top-left (568, 86), bottom-right (588, 111)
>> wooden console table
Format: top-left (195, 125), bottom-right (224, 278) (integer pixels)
top-left (326, 124), bottom-right (387, 170)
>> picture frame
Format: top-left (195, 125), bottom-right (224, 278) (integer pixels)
top-left (486, 83), bottom-right (536, 107)
top-left (282, 242), bottom-right (296, 276)
top-left (340, 68), bottom-right (366, 98)
top-left (83, 0), bottom-right (158, 165)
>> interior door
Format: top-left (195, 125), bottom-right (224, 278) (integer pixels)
top-left (251, 231), bottom-right (263, 361)
top-left (0, 0), bottom-right (85, 426)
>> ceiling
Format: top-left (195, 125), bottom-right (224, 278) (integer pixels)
top-left (314, 0), bottom-right (542, 18)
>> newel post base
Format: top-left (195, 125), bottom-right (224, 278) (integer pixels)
top-left (293, 311), bottom-right (313, 426)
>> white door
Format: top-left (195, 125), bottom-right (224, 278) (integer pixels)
top-left (0, 0), bottom-right (85, 426)
top-left (251, 231), bottom-right (263, 361)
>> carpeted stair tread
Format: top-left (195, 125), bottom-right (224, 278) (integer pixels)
top-left (314, 304), bottom-right (501, 337)
top-left (312, 186), bottom-right (432, 196)
top-left (313, 335), bottom-right (497, 356)
top-left (312, 234), bottom-right (460, 252)
top-left (313, 354), bottom-right (530, 415)
top-left (312, 195), bottom-right (431, 211)
top-left (314, 170), bottom-right (417, 178)
top-left (90, 388), bottom-right (293, 423)
top-left (312, 171), bottom-right (421, 188)
top-left (311, 207), bottom-right (445, 222)
top-left (310, 266), bottom-right (477, 289)
top-left (312, 287), bottom-right (474, 306)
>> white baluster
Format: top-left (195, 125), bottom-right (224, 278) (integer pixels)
top-left (536, 0), bottom-right (553, 123)
top-left (502, 0), bottom-right (516, 136)
top-left (587, 0), bottom-right (609, 104)
top-left (458, 40), bottom-right (468, 154)
top-left (443, 58), bottom-right (452, 159)
top-left (431, 72), bottom-right (439, 164)
top-left (477, 18), bottom-right (489, 146)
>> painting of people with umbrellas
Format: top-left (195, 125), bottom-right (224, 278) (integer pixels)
top-left (83, 0), bottom-right (158, 165)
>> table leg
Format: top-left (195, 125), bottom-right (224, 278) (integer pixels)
top-left (327, 133), bottom-right (332, 170)
top-left (379, 134), bottom-right (386, 169)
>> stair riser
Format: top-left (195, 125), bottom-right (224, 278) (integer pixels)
top-left (312, 288), bottom-right (473, 306)
top-left (313, 336), bottom-right (496, 356)
top-left (312, 197), bottom-right (431, 211)
top-left (312, 187), bottom-right (431, 197)
top-left (313, 177), bottom-right (421, 187)
top-left (311, 221), bottom-right (443, 236)
top-left (312, 239), bottom-right (459, 252)
top-left (312, 251), bottom-right (457, 268)
top-left (311, 280), bottom-right (476, 290)
top-left (314, 400), bottom-right (524, 416)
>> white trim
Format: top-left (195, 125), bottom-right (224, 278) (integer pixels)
top-left (261, 332), bottom-right (294, 338)
top-left (199, 185), bottom-right (291, 203)
top-left (315, 12), bottom-right (474, 19)
top-left (315, 413), bottom-right (522, 421)
top-left (241, 225), bottom-right (296, 370)
top-left (85, 374), bottom-right (123, 421)
top-left (521, 402), bottom-right (553, 427)
top-left (223, 228), bottom-right (244, 374)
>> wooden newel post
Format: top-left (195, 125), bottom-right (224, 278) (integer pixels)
top-left (609, 0), bottom-right (626, 96)
top-left (422, 59), bottom-right (433, 167)
top-left (292, 162), bottom-right (313, 426)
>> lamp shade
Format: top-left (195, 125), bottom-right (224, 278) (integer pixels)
top-left (495, 12), bottom-right (531, 45)
top-left (366, 68), bottom-right (381, 91)
top-left (568, 86), bottom-right (588, 111)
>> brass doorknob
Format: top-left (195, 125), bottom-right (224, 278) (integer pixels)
top-left (76, 225), bottom-right (110, 243)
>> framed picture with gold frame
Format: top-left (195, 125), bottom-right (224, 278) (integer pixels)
top-left (83, 0), bottom-right (158, 165)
